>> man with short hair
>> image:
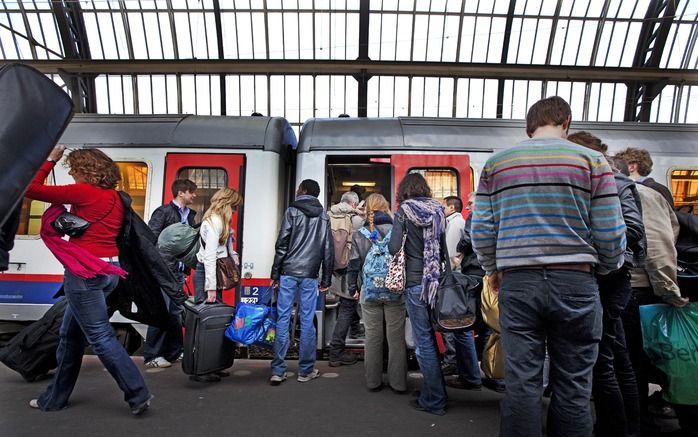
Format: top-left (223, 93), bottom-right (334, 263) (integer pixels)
top-left (472, 96), bottom-right (626, 437)
top-left (615, 147), bottom-right (675, 208)
top-left (144, 178), bottom-right (197, 369)
top-left (328, 191), bottom-right (364, 367)
top-left (270, 179), bottom-right (333, 385)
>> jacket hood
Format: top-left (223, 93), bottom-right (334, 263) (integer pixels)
top-left (329, 202), bottom-right (358, 217)
top-left (291, 195), bottom-right (324, 217)
top-left (614, 171), bottom-right (635, 191)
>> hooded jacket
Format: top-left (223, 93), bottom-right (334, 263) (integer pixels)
top-left (271, 195), bottom-right (334, 287)
top-left (615, 173), bottom-right (645, 268)
top-left (346, 212), bottom-right (393, 295)
top-left (328, 202), bottom-right (364, 232)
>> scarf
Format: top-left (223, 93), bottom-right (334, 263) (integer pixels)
top-left (401, 198), bottom-right (445, 307)
top-left (40, 204), bottom-right (128, 279)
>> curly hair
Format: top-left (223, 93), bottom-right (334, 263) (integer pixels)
top-left (567, 131), bottom-right (609, 155)
top-left (203, 187), bottom-right (244, 245)
top-left (615, 147), bottom-right (653, 176)
top-left (64, 149), bottom-right (121, 189)
top-left (397, 173), bottom-right (432, 204)
top-left (364, 193), bottom-right (391, 232)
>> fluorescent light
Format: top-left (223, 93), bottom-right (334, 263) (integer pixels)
top-left (341, 182), bottom-right (376, 187)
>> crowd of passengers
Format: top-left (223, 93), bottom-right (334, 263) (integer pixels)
top-left (21, 96), bottom-right (696, 437)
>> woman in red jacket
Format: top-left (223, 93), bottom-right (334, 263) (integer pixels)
top-left (25, 145), bottom-right (152, 415)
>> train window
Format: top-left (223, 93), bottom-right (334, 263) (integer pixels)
top-left (409, 168), bottom-right (459, 201)
top-left (116, 162), bottom-right (149, 219)
top-left (671, 169), bottom-right (698, 213)
top-left (176, 168), bottom-right (229, 223)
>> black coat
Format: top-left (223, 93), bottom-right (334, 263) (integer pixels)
top-left (148, 201), bottom-right (197, 239)
top-left (615, 173), bottom-right (646, 268)
top-left (107, 192), bottom-right (187, 328)
top-left (271, 196), bottom-right (334, 288)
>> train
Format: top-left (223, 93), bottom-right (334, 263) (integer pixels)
top-left (2, 114), bottom-right (697, 350)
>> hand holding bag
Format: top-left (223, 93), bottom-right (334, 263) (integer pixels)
top-left (385, 217), bottom-right (407, 293)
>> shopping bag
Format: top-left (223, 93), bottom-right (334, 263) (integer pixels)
top-left (252, 307), bottom-right (278, 349)
top-left (481, 331), bottom-right (505, 380)
top-left (639, 303), bottom-right (698, 405)
top-left (480, 277), bottom-right (500, 332)
top-left (225, 304), bottom-right (269, 345)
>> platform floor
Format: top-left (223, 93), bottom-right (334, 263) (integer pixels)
top-left (1, 356), bottom-right (504, 437)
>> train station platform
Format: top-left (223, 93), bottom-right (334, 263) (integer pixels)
top-left (1, 356), bottom-right (504, 437)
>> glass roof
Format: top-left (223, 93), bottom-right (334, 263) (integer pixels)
top-left (1, 0), bottom-right (697, 133)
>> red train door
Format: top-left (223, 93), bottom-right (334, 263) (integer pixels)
top-left (391, 154), bottom-right (472, 218)
top-left (164, 153), bottom-right (245, 305)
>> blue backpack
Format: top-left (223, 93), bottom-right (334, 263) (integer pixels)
top-left (360, 228), bottom-right (400, 302)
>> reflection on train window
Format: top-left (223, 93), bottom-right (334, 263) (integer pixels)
top-left (409, 168), bottom-right (459, 201)
top-left (177, 168), bottom-right (229, 223)
top-left (326, 156), bottom-right (392, 206)
top-left (671, 169), bottom-right (698, 213)
top-left (116, 162), bottom-right (149, 219)
top-left (17, 174), bottom-right (54, 236)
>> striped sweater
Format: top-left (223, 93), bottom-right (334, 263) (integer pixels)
top-left (471, 137), bottom-right (626, 275)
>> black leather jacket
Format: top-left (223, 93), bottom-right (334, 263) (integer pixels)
top-left (271, 195), bottom-right (334, 287)
top-left (456, 215), bottom-right (485, 277)
top-left (148, 201), bottom-right (197, 239)
top-left (615, 172), bottom-right (646, 268)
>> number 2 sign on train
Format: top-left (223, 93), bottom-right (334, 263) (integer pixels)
top-left (2, 114), bottom-right (697, 352)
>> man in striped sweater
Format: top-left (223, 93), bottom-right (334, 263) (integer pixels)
top-left (471, 96), bottom-right (626, 437)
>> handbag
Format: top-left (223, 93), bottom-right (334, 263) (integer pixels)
top-left (385, 217), bottom-right (407, 293)
top-left (430, 234), bottom-right (480, 331)
top-left (52, 212), bottom-right (90, 237)
top-left (216, 254), bottom-right (241, 290)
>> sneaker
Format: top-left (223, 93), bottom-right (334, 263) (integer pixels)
top-left (269, 372), bottom-right (288, 386)
top-left (131, 394), bottom-right (154, 416)
top-left (144, 357), bottom-right (171, 368)
top-left (328, 352), bottom-right (358, 367)
top-left (29, 399), bottom-right (40, 409)
top-left (297, 369), bottom-right (320, 382)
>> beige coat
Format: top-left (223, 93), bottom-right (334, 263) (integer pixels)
top-left (631, 184), bottom-right (681, 298)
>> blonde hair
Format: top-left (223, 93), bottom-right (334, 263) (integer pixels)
top-left (202, 187), bottom-right (243, 245)
top-left (364, 193), bottom-right (391, 232)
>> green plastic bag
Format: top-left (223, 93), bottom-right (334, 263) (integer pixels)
top-left (640, 303), bottom-right (698, 405)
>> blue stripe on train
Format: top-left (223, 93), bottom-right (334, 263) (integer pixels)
top-left (0, 281), bottom-right (63, 304)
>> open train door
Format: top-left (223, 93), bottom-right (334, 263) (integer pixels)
top-left (164, 153), bottom-right (245, 306)
top-left (391, 154), bottom-right (472, 218)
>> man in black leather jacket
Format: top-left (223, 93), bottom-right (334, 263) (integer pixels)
top-left (269, 179), bottom-right (333, 385)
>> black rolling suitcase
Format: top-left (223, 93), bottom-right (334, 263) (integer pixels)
top-left (0, 298), bottom-right (67, 382)
top-left (182, 300), bottom-right (236, 376)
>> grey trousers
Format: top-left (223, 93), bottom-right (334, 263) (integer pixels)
top-left (361, 300), bottom-right (407, 391)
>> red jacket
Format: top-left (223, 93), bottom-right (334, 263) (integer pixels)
top-left (25, 161), bottom-right (124, 257)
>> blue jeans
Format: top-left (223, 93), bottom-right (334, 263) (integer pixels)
top-left (405, 284), bottom-right (447, 413)
top-left (271, 275), bottom-right (318, 377)
top-left (193, 262), bottom-right (221, 304)
top-left (37, 267), bottom-right (150, 411)
top-left (452, 329), bottom-right (482, 385)
top-left (499, 269), bottom-right (601, 437)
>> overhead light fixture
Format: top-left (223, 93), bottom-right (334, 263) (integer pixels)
top-left (341, 182), bottom-right (376, 187)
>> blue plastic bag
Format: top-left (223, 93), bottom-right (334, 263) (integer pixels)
top-left (253, 308), bottom-right (277, 349)
top-left (225, 304), bottom-right (269, 345)
top-left (640, 303), bottom-right (698, 405)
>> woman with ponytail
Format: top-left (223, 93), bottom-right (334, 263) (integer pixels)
top-left (347, 193), bottom-right (407, 394)
top-left (191, 187), bottom-right (243, 382)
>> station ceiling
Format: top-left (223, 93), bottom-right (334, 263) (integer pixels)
top-left (1, 0), bottom-right (697, 131)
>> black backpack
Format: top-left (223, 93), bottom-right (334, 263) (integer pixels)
top-left (0, 299), bottom-right (67, 382)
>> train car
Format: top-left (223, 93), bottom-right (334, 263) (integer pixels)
top-left (0, 114), bottom-right (297, 343)
top-left (296, 117), bottom-right (698, 347)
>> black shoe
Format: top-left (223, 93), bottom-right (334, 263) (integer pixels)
top-left (189, 374), bottom-right (221, 383)
top-left (368, 384), bottom-right (384, 392)
top-left (391, 386), bottom-right (408, 395)
top-left (215, 370), bottom-right (231, 377)
top-left (445, 377), bottom-right (482, 390)
top-left (408, 399), bottom-right (446, 416)
top-left (131, 394), bottom-right (154, 416)
top-left (440, 363), bottom-right (457, 376)
top-left (328, 352), bottom-right (358, 367)
top-left (482, 378), bottom-right (506, 393)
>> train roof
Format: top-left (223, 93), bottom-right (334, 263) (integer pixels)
top-left (59, 114), bottom-right (298, 153)
top-left (298, 117), bottom-right (698, 155)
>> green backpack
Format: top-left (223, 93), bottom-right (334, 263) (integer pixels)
top-left (157, 222), bottom-right (200, 268)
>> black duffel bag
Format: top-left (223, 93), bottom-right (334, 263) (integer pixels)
top-left (431, 251), bottom-right (481, 332)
